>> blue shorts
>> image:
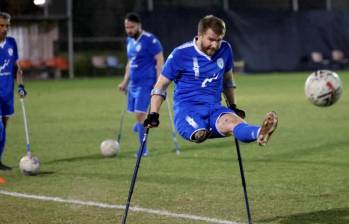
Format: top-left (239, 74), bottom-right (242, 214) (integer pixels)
top-left (0, 95), bottom-right (14, 118)
top-left (127, 84), bottom-right (153, 113)
top-left (174, 103), bottom-right (234, 141)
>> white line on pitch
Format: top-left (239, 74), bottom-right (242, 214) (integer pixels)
top-left (0, 190), bottom-right (240, 224)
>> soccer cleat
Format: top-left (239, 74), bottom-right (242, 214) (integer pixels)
top-left (257, 111), bottom-right (278, 146)
top-left (135, 148), bottom-right (148, 157)
top-left (141, 149), bottom-right (148, 157)
top-left (0, 162), bottom-right (12, 171)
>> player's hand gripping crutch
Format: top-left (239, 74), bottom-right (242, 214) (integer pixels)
top-left (117, 92), bottom-right (127, 143)
top-left (165, 99), bottom-right (180, 155)
top-left (19, 98), bottom-right (32, 158)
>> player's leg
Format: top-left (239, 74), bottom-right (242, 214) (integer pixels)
top-left (0, 118), bottom-right (3, 157)
top-left (127, 94), bottom-right (138, 133)
top-left (127, 86), bottom-right (146, 155)
top-left (134, 112), bottom-right (147, 156)
top-left (215, 112), bottom-right (260, 142)
top-left (0, 96), bottom-right (13, 170)
top-left (0, 117), bottom-right (9, 149)
top-left (212, 106), bottom-right (278, 145)
top-left (0, 117), bottom-right (11, 170)
top-left (174, 107), bottom-right (210, 143)
top-left (133, 85), bottom-right (153, 156)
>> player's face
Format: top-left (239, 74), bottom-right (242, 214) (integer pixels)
top-left (0, 18), bottom-right (10, 41)
top-left (198, 28), bottom-right (224, 56)
top-left (124, 20), bottom-right (141, 39)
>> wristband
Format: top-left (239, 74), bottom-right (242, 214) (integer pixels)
top-left (223, 80), bottom-right (236, 89)
top-left (151, 88), bottom-right (167, 99)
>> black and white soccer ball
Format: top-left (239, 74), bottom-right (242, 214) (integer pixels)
top-left (19, 155), bottom-right (40, 176)
top-left (305, 70), bottom-right (343, 107)
top-left (100, 139), bottom-right (120, 157)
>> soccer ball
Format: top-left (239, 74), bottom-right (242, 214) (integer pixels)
top-left (305, 70), bottom-right (343, 107)
top-left (100, 139), bottom-right (120, 157)
top-left (19, 155), bottom-right (40, 176)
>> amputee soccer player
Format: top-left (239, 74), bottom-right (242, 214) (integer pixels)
top-left (144, 15), bottom-right (278, 145)
top-left (118, 12), bottom-right (164, 156)
top-left (0, 12), bottom-right (27, 170)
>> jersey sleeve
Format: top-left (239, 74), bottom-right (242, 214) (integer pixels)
top-left (148, 36), bottom-right (163, 56)
top-left (10, 37), bottom-right (19, 61)
top-left (125, 38), bottom-right (131, 59)
top-left (224, 42), bottom-right (234, 73)
top-left (162, 49), bottom-right (180, 81)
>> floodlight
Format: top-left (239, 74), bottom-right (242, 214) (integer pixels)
top-left (33, 0), bottom-right (47, 6)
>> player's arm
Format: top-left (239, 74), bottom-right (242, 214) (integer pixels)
top-left (118, 61), bottom-right (130, 92)
top-left (223, 69), bottom-right (245, 118)
top-left (154, 52), bottom-right (164, 80)
top-left (14, 62), bottom-right (27, 98)
top-left (144, 74), bottom-right (171, 128)
top-left (222, 69), bottom-right (236, 106)
top-left (150, 74), bottom-right (171, 113)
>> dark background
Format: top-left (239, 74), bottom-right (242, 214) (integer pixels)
top-left (1, 0), bottom-right (349, 73)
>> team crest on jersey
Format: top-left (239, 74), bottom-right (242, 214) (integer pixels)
top-left (8, 48), bottom-right (13, 56)
top-left (136, 44), bottom-right (142, 52)
top-left (217, 58), bottom-right (224, 69)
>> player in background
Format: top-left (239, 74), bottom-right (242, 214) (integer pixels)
top-left (118, 12), bottom-right (164, 156)
top-left (144, 15), bottom-right (278, 146)
top-left (0, 12), bottom-right (27, 170)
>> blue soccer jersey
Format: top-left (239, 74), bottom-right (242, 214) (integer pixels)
top-left (162, 38), bottom-right (233, 106)
top-left (127, 31), bottom-right (162, 86)
top-left (0, 37), bottom-right (18, 98)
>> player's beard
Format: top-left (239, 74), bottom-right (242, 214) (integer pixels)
top-left (200, 43), bottom-right (218, 56)
top-left (0, 31), bottom-right (6, 41)
top-left (129, 30), bottom-right (141, 40)
top-left (205, 47), bottom-right (217, 56)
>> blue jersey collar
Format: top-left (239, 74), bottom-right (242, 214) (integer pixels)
top-left (132, 30), bottom-right (144, 43)
top-left (193, 37), bottom-right (212, 61)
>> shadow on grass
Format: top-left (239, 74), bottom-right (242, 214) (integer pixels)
top-left (43, 154), bottom-right (103, 165)
top-left (260, 207), bottom-right (349, 224)
top-left (148, 140), bottom-right (234, 156)
top-left (42, 151), bottom-right (155, 165)
top-left (38, 171), bottom-right (55, 175)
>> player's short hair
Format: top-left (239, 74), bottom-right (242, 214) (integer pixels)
top-left (0, 12), bottom-right (11, 20)
top-left (125, 12), bottom-right (141, 24)
top-left (198, 15), bottom-right (226, 36)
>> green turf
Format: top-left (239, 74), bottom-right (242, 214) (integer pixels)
top-left (0, 72), bottom-right (348, 224)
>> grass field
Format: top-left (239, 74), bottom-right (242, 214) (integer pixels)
top-left (0, 71), bottom-right (348, 224)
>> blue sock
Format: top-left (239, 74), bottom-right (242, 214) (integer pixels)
top-left (233, 123), bottom-right (260, 143)
top-left (137, 123), bottom-right (148, 153)
top-left (0, 125), bottom-right (6, 160)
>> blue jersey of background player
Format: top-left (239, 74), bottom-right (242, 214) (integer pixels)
top-left (118, 12), bottom-right (164, 156)
top-left (0, 12), bottom-right (27, 170)
top-left (145, 15), bottom-right (278, 147)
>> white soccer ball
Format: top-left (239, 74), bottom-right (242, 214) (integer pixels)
top-left (100, 139), bottom-right (120, 157)
top-left (305, 70), bottom-right (343, 107)
top-left (19, 155), bottom-right (40, 176)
